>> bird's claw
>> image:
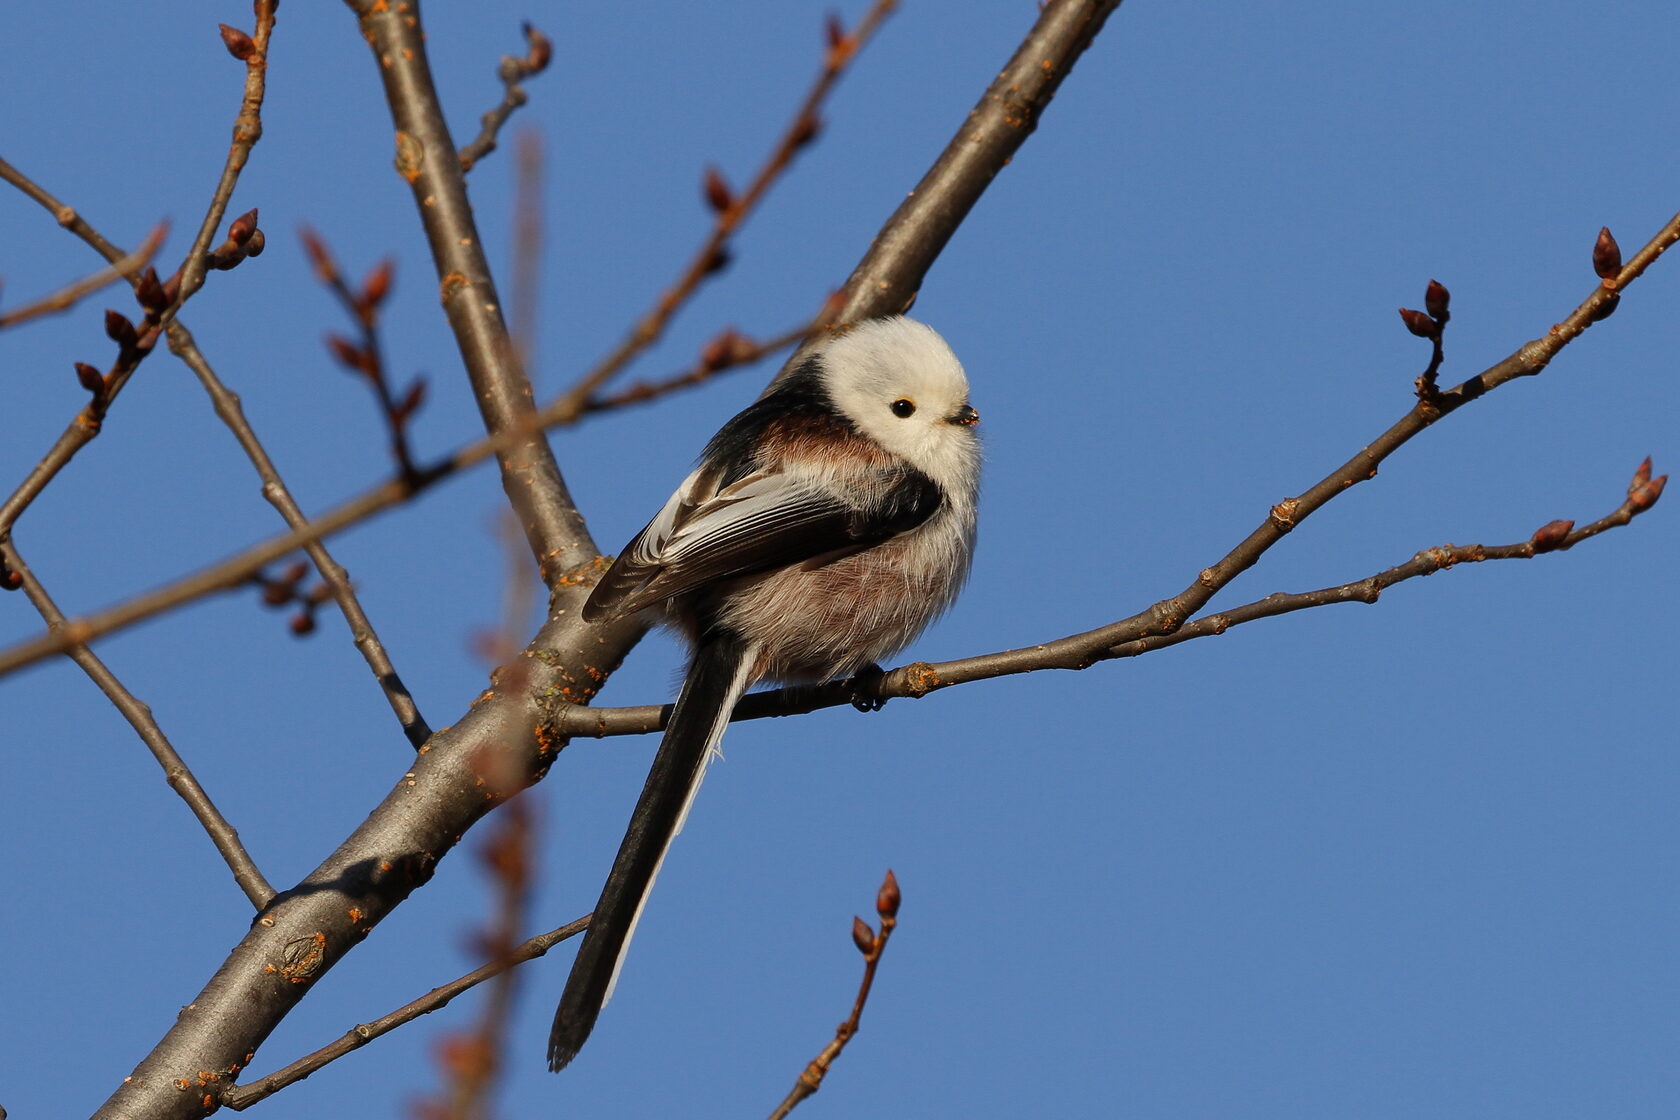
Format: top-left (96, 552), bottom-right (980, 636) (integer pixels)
top-left (849, 664), bottom-right (888, 712)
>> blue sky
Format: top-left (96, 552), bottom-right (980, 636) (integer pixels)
top-left (2, 3), bottom-right (1676, 1117)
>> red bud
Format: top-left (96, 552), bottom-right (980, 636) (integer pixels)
top-left (135, 267), bottom-right (167, 314)
top-left (104, 309), bottom-right (139, 351)
top-left (299, 227), bottom-right (338, 285)
top-left (789, 113), bottom-right (821, 149)
top-left (0, 565), bottom-right (21, 592)
top-left (851, 916), bottom-right (874, 955)
top-left (1630, 456), bottom-right (1652, 491)
top-left (228, 209), bottom-right (259, 246)
top-left (1397, 307), bottom-right (1437, 338)
top-left (1629, 473), bottom-right (1668, 513)
top-left (396, 378), bottom-right (427, 420)
top-left (522, 23), bottom-right (552, 72)
top-left (219, 24), bottom-right (257, 62)
top-left (700, 328), bottom-right (743, 371)
top-left (326, 334), bottom-right (370, 374)
top-left (1593, 227), bottom-right (1623, 280)
top-left (876, 869), bottom-right (901, 920)
top-left (702, 167), bottom-right (733, 214)
top-left (825, 13), bottom-right (846, 50)
top-left (74, 362), bottom-right (105, 396)
top-left (702, 246), bottom-right (732, 276)
top-left (289, 611), bottom-right (317, 636)
top-left (360, 259), bottom-right (394, 308)
top-left (1424, 279), bottom-right (1450, 322)
top-left (1528, 519), bottom-right (1574, 553)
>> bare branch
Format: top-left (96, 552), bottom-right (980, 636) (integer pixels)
top-left (221, 915), bottom-right (589, 1110)
top-left (457, 24), bottom-right (552, 172)
top-left (552, 0), bottom-right (898, 415)
top-left (553, 461), bottom-right (1666, 739)
top-left (0, 1), bottom-right (277, 541)
top-left (346, 0), bottom-right (594, 586)
top-left (166, 320), bottom-right (433, 748)
top-left (173, 1), bottom-right (278, 309)
top-left (810, 0), bottom-right (1125, 332)
top-left (767, 871), bottom-right (902, 1120)
top-left (0, 324), bottom-right (805, 673)
top-left (0, 542), bottom-right (274, 908)
top-left (0, 224), bottom-right (165, 329)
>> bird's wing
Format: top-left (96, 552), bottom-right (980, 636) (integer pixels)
top-left (582, 463), bottom-right (941, 621)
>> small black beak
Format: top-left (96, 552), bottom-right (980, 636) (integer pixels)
top-left (950, 404), bottom-right (980, 427)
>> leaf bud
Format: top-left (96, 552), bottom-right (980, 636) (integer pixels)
top-left (1592, 226), bottom-right (1623, 280)
top-left (104, 309), bottom-right (139, 351)
top-left (219, 24), bottom-right (257, 62)
top-left (876, 869), bottom-right (901, 920)
top-left (851, 916), bottom-right (875, 955)
top-left (702, 167), bottom-right (733, 215)
top-left (1424, 279), bottom-right (1450, 322)
top-left (1528, 519), bottom-right (1574, 553)
top-left (1397, 307), bottom-right (1437, 338)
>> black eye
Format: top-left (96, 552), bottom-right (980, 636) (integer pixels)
top-left (890, 398), bottom-right (916, 418)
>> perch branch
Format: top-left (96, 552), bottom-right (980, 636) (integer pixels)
top-left (553, 461), bottom-right (1666, 737)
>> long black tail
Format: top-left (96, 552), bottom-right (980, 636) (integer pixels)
top-left (547, 632), bottom-right (757, 1071)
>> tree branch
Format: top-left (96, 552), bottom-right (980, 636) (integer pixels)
top-left (81, 6), bottom-right (1146, 1112)
top-left (221, 916), bottom-right (588, 1110)
top-left (551, 456), bottom-right (1666, 739)
top-left (0, 224), bottom-right (165, 330)
top-left (345, 0), bottom-right (594, 586)
top-left (766, 871), bottom-right (902, 1120)
top-left (803, 0), bottom-right (1125, 335)
top-left (0, 0), bottom-right (276, 543)
top-left (549, 0), bottom-right (897, 418)
top-left (1, 542), bottom-right (275, 908)
top-left (456, 24), bottom-right (552, 173)
top-left (166, 322), bottom-right (433, 748)
top-left (0, 325), bottom-right (803, 676)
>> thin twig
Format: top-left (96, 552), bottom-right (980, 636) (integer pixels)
top-left (174, 2), bottom-right (279, 309)
top-left (550, 0), bottom-right (898, 416)
top-left (582, 322), bottom-right (813, 414)
top-left (348, 0), bottom-right (592, 586)
top-left (167, 321), bottom-right (433, 748)
top-left (303, 230), bottom-right (423, 484)
top-left (555, 460), bottom-right (1667, 739)
top-left (0, 225), bottom-right (165, 329)
top-left (800, 0), bottom-right (1125, 340)
top-left (221, 916), bottom-right (588, 1110)
top-left (0, 2), bottom-right (276, 539)
top-left (0, 326), bottom-right (805, 674)
top-left (1, 541), bottom-right (275, 908)
top-left (767, 871), bottom-right (902, 1120)
top-left (457, 24), bottom-right (552, 172)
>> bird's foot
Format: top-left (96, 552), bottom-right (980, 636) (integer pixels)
top-left (849, 664), bottom-right (888, 712)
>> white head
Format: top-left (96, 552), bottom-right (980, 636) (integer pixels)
top-left (818, 317), bottom-right (980, 494)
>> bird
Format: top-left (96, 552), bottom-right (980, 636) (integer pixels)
top-left (547, 315), bottom-right (981, 1071)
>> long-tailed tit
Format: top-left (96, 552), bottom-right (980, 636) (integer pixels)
top-left (547, 316), bottom-right (980, 1070)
